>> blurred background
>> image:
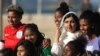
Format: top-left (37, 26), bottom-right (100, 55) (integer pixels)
top-left (0, 0), bottom-right (100, 43)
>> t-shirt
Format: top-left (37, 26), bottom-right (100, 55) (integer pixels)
top-left (86, 36), bottom-right (100, 52)
top-left (4, 24), bottom-right (25, 50)
top-left (42, 47), bottom-right (52, 56)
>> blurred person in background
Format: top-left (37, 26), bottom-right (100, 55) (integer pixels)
top-left (79, 0), bottom-right (92, 16)
top-left (4, 5), bottom-right (25, 50)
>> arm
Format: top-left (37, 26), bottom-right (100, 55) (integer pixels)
top-left (51, 27), bottom-right (63, 56)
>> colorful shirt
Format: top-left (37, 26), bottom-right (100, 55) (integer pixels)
top-left (42, 47), bottom-right (52, 56)
top-left (4, 24), bottom-right (25, 50)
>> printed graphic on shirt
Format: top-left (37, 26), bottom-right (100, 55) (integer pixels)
top-left (16, 30), bottom-right (23, 38)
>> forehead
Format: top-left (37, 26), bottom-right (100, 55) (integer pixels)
top-left (55, 11), bottom-right (63, 16)
top-left (18, 45), bottom-right (25, 50)
top-left (24, 29), bottom-right (36, 35)
top-left (8, 11), bottom-right (16, 15)
top-left (64, 17), bottom-right (75, 21)
top-left (80, 19), bottom-right (89, 24)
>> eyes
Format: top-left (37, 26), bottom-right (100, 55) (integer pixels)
top-left (64, 20), bottom-right (75, 24)
top-left (25, 34), bottom-right (34, 37)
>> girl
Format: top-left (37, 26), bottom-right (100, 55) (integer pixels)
top-left (55, 2), bottom-right (69, 28)
top-left (23, 23), bottom-right (44, 56)
top-left (63, 36), bottom-right (87, 56)
top-left (51, 12), bottom-right (80, 56)
top-left (79, 10), bottom-right (100, 56)
top-left (15, 40), bottom-right (35, 56)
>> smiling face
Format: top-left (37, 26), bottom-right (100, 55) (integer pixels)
top-left (55, 11), bottom-right (63, 27)
top-left (64, 17), bottom-right (77, 32)
top-left (24, 29), bottom-right (37, 44)
top-left (80, 19), bottom-right (90, 35)
top-left (7, 11), bottom-right (21, 27)
top-left (63, 44), bottom-right (78, 56)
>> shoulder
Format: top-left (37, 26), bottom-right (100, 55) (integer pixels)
top-left (4, 25), bottom-right (12, 30)
top-left (18, 24), bottom-right (26, 29)
top-left (74, 31), bottom-right (80, 37)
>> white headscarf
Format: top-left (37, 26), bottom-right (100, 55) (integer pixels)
top-left (60, 11), bottom-right (78, 33)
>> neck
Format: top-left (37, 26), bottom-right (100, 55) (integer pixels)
top-left (88, 34), bottom-right (96, 40)
top-left (12, 22), bottom-right (22, 28)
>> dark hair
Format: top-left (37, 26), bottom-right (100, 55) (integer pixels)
top-left (64, 13), bottom-right (79, 31)
top-left (93, 12), bottom-right (100, 36)
top-left (15, 40), bottom-right (35, 56)
top-left (23, 23), bottom-right (44, 47)
top-left (7, 5), bottom-right (24, 17)
top-left (65, 36), bottom-right (87, 56)
top-left (80, 10), bottom-right (95, 35)
top-left (56, 2), bottom-right (69, 16)
top-left (0, 48), bottom-right (15, 56)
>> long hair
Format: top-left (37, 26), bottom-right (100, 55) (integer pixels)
top-left (23, 23), bottom-right (44, 47)
top-left (15, 40), bottom-right (35, 56)
top-left (80, 10), bottom-right (96, 35)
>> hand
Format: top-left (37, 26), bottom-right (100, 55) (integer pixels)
top-left (54, 27), bottom-right (61, 43)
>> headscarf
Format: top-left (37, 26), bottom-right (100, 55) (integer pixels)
top-left (60, 11), bottom-right (78, 33)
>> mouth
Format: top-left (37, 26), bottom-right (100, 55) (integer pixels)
top-left (81, 30), bottom-right (87, 34)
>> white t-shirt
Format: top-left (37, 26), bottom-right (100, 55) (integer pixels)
top-left (86, 36), bottom-right (100, 53)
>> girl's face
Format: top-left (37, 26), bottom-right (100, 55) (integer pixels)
top-left (64, 17), bottom-right (77, 32)
top-left (80, 19), bottom-right (90, 35)
top-left (24, 29), bottom-right (37, 44)
top-left (55, 11), bottom-right (63, 27)
top-left (7, 11), bottom-right (21, 26)
top-left (63, 45), bottom-right (72, 56)
top-left (17, 45), bottom-right (26, 56)
top-left (63, 44), bottom-right (76, 56)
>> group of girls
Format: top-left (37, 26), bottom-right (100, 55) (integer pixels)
top-left (51, 2), bottom-right (100, 56)
top-left (0, 2), bottom-right (100, 56)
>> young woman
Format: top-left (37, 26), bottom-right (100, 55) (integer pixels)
top-left (15, 40), bottom-right (35, 56)
top-left (62, 36), bottom-right (87, 56)
top-left (55, 2), bottom-right (69, 28)
top-left (23, 23), bottom-right (44, 56)
top-left (79, 10), bottom-right (100, 55)
top-left (51, 12), bottom-right (80, 56)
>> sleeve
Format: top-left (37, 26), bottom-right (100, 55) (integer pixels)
top-left (51, 43), bottom-right (63, 56)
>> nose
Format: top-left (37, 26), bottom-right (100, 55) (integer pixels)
top-left (80, 26), bottom-right (84, 30)
top-left (25, 36), bottom-right (31, 40)
top-left (68, 22), bottom-right (71, 27)
top-left (8, 17), bottom-right (13, 21)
